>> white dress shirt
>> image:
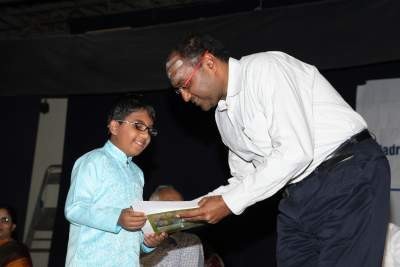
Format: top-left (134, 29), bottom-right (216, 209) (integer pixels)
top-left (209, 52), bottom-right (367, 215)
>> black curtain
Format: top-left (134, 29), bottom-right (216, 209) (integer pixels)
top-left (0, 96), bottom-right (40, 241)
top-left (2, 0), bottom-right (400, 96)
top-left (324, 61), bottom-right (400, 109)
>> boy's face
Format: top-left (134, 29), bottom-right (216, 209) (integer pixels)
top-left (109, 109), bottom-right (153, 156)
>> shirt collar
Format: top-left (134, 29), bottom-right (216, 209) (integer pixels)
top-left (217, 57), bottom-right (241, 112)
top-left (104, 140), bottom-right (132, 163)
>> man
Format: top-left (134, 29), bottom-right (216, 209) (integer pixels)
top-left (165, 33), bottom-right (390, 266)
top-left (140, 185), bottom-right (204, 267)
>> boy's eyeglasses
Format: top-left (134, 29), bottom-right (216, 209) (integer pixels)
top-left (116, 120), bottom-right (158, 137)
top-left (0, 216), bottom-right (11, 224)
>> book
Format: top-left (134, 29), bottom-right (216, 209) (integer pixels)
top-left (132, 200), bottom-right (205, 234)
top-left (146, 208), bottom-right (204, 234)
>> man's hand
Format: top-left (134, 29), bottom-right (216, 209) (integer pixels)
top-left (118, 208), bottom-right (146, 231)
top-left (144, 232), bottom-right (168, 248)
top-left (178, 195), bottom-right (231, 224)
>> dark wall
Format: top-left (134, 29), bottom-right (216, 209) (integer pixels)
top-left (0, 96), bottom-right (40, 241)
top-left (3, 0), bottom-right (400, 96)
top-left (323, 61), bottom-right (400, 109)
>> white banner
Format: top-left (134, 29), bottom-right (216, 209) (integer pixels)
top-left (357, 78), bottom-right (400, 224)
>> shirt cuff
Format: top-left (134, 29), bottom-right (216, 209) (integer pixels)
top-left (141, 242), bottom-right (155, 253)
top-left (222, 184), bottom-right (248, 215)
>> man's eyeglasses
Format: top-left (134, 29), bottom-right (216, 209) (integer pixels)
top-left (175, 52), bottom-right (207, 95)
top-left (0, 216), bottom-right (11, 224)
top-left (116, 120), bottom-right (158, 137)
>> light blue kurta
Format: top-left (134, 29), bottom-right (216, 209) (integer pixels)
top-left (65, 141), bottom-right (152, 267)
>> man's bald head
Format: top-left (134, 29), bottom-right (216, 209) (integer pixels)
top-left (150, 185), bottom-right (184, 201)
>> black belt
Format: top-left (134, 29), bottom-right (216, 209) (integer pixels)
top-left (316, 129), bottom-right (372, 173)
top-left (283, 129), bottom-right (372, 198)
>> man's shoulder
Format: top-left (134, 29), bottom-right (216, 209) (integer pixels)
top-left (240, 51), bottom-right (287, 63)
top-left (240, 51), bottom-right (309, 67)
top-left (240, 51), bottom-right (314, 77)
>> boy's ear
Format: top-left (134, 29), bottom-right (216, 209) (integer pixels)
top-left (108, 120), bottom-right (119, 136)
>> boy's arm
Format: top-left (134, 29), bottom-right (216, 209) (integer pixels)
top-left (141, 242), bottom-right (155, 254)
top-left (140, 232), bottom-right (168, 253)
top-left (64, 158), bottom-right (122, 233)
top-left (140, 230), bottom-right (154, 253)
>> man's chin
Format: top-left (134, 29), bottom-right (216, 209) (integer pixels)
top-left (198, 101), bottom-right (215, 111)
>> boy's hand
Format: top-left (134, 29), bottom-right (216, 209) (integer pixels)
top-left (144, 232), bottom-right (168, 248)
top-left (118, 208), bottom-right (146, 231)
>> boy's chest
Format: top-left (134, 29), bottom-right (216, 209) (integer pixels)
top-left (99, 164), bottom-right (143, 204)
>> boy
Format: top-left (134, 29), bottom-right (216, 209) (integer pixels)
top-left (65, 96), bottom-right (166, 266)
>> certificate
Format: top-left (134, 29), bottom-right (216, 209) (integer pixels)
top-left (132, 200), bottom-right (205, 234)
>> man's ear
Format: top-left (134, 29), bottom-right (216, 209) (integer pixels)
top-left (204, 52), bottom-right (216, 72)
top-left (108, 120), bottom-right (120, 136)
top-left (11, 224), bottom-right (16, 232)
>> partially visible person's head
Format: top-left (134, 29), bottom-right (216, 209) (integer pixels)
top-left (107, 96), bottom-right (157, 157)
top-left (149, 185), bottom-right (184, 201)
top-left (166, 33), bottom-right (230, 111)
top-left (0, 205), bottom-right (17, 240)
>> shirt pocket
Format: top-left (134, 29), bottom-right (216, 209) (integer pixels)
top-left (242, 113), bottom-right (273, 154)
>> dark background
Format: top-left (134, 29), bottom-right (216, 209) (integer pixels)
top-left (2, 59), bottom-right (400, 266)
top-left (1, 0), bottom-right (400, 266)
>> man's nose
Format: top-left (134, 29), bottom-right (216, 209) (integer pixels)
top-left (180, 90), bottom-right (192, 102)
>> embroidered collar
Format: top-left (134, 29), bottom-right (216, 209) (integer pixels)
top-left (104, 140), bottom-right (132, 163)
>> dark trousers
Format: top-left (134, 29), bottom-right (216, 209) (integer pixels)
top-left (277, 138), bottom-right (390, 267)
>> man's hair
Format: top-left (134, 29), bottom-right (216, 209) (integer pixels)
top-left (173, 33), bottom-right (230, 63)
top-left (107, 95), bottom-right (156, 124)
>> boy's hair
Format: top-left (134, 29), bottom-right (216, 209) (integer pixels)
top-left (107, 95), bottom-right (156, 124)
top-left (173, 32), bottom-right (230, 63)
